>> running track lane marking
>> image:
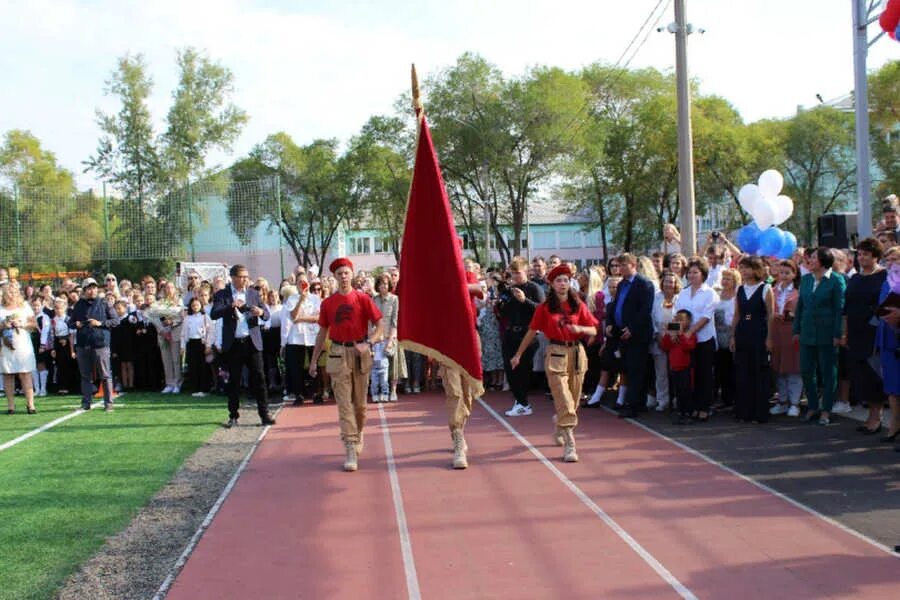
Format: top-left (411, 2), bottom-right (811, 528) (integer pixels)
top-left (478, 398), bottom-right (699, 600)
top-left (152, 408), bottom-right (281, 600)
top-left (0, 405), bottom-right (100, 452)
top-left (602, 406), bottom-right (898, 557)
top-left (377, 403), bottom-right (422, 600)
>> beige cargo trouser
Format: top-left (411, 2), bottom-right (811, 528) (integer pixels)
top-left (545, 343), bottom-right (587, 429)
top-left (326, 344), bottom-right (373, 443)
top-left (440, 364), bottom-right (475, 432)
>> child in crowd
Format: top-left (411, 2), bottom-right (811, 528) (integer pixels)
top-left (589, 276), bottom-right (622, 406)
top-left (369, 340), bottom-right (390, 402)
top-left (769, 260), bottom-right (802, 417)
top-left (29, 297), bottom-right (51, 397)
top-left (111, 299), bottom-right (136, 392)
top-left (49, 297), bottom-right (76, 394)
top-left (660, 309), bottom-right (697, 424)
top-left (181, 297), bottom-right (213, 397)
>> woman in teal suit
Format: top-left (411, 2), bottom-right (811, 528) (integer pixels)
top-left (792, 247), bottom-right (846, 425)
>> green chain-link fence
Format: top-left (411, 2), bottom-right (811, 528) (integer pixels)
top-left (0, 177), bottom-right (283, 272)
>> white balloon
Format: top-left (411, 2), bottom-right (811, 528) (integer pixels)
top-left (758, 169), bottom-right (784, 198)
top-left (771, 194), bottom-right (794, 226)
top-left (753, 197), bottom-right (777, 230)
top-left (738, 183), bottom-right (762, 214)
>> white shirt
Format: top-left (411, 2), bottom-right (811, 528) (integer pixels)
top-left (231, 285), bottom-right (249, 339)
top-left (714, 295), bottom-right (737, 330)
top-left (812, 269), bottom-right (832, 293)
top-left (181, 313), bottom-right (212, 346)
top-left (651, 291), bottom-right (678, 355)
top-left (774, 283), bottom-right (794, 315)
top-left (674, 283), bottom-right (719, 344)
top-left (51, 314), bottom-right (71, 337)
top-left (281, 294), bottom-right (321, 346)
top-left (706, 264), bottom-right (724, 290)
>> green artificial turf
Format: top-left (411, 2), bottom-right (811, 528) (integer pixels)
top-left (0, 394), bottom-right (91, 446)
top-left (0, 393), bottom-right (224, 600)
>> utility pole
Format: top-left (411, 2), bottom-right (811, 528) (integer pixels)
top-left (673, 0), bottom-right (697, 255)
top-left (852, 0), bottom-right (882, 238)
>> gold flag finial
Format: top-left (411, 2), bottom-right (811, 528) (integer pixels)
top-left (411, 63), bottom-right (422, 115)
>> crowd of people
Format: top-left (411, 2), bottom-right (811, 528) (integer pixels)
top-left (2, 197), bottom-right (900, 461)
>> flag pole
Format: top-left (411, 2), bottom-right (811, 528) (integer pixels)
top-left (411, 63), bottom-right (422, 117)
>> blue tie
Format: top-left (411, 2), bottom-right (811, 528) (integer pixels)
top-left (615, 279), bottom-right (631, 327)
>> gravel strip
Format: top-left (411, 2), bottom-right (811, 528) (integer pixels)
top-left (56, 414), bottom-right (270, 600)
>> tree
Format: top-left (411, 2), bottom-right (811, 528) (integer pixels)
top-left (868, 60), bottom-right (900, 202)
top-left (84, 53), bottom-right (161, 204)
top-left (782, 106), bottom-right (856, 245)
top-left (162, 47), bottom-right (248, 185)
top-left (0, 130), bottom-right (102, 268)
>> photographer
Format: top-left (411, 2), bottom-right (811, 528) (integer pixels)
top-left (703, 232), bottom-right (740, 289)
top-left (498, 257), bottom-right (545, 416)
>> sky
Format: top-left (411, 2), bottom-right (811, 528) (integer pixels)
top-left (0, 0), bottom-right (897, 190)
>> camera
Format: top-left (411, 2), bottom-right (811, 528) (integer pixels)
top-left (666, 322), bottom-right (681, 331)
top-left (711, 231), bottom-right (721, 240)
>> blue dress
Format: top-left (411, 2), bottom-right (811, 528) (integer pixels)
top-left (875, 281), bottom-right (900, 395)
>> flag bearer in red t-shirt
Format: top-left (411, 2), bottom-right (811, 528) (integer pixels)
top-left (310, 258), bottom-right (384, 472)
top-left (510, 265), bottom-right (598, 462)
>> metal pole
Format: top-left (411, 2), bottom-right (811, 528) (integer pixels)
top-left (276, 177), bottom-right (285, 279)
top-left (187, 181), bottom-right (196, 262)
top-left (674, 0), bottom-right (697, 255)
top-left (13, 184), bottom-right (23, 267)
top-left (102, 184), bottom-right (111, 274)
top-left (853, 0), bottom-right (873, 238)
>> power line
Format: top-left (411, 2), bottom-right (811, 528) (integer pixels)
top-left (612, 0), bottom-right (668, 70)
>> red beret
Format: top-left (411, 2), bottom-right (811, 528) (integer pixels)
top-left (299, 280), bottom-right (310, 291)
top-left (329, 257), bottom-right (354, 273)
top-left (546, 264), bottom-right (573, 283)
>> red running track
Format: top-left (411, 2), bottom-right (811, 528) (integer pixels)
top-left (166, 393), bottom-right (900, 599)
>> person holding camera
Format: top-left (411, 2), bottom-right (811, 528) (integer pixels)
top-left (660, 309), bottom-right (697, 424)
top-left (510, 264), bottom-right (597, 462)
top-left (211, 264), bottom-right (275, 429)
top-left (498, 257), bottom-right (545, 416)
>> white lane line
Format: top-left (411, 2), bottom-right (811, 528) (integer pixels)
top-left (152, 409), bottom-right (280, 600)
top-left (378, 403), bottom-right (422, 600)
top-left (0, 406), bottom-right (92, 452)
top-left (478, 398), bottom-right (699, 600)
top-left (602, 405), bottom-right (898, 557)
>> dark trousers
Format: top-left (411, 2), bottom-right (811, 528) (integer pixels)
top-left (406, 351), bottom-right (424, 387)
top-left (284, 344), bottom-right (312, 397)
top-left (76, 345), bottom-right (112, 407)
top-left (690, 338), bottom-right (716, 414)
top-left (671, 368), bottom-right (692, 414)
top-left (621, 340), bottom-right (650, 411)
top-left (185, 339), bottom-right (211, 393)
top-left (734, 346), bottom-right (771, 422)
top-left (52, 337), bottom-right (78, 392)
top-left (849, 358), bottom-right (885, 406)
top-left (714, 348), bottom-right (736, 406)
top-left (502, 330), bottom-right (535, 406)
top-left (225, 339), bottom-right (269, 420)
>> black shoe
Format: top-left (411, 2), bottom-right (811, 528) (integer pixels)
top-left (880, 430), bottom-right (900, 443)
top-left (862, 424), bottom-right (882, 435)
top-left (260, 414), bottom-right (276, 426)
top-left (224, 418), bottom-right (238, 428)
top-left (292, 396), bottom-right (304, 406)
top-left (313, 395), bottom-right (324, 405)
top-left (803, 411), bottom-right (819, 423)
top-left (6, 409), bottom-right (13, 415)
top-left (27, 408), bottom-right (37, 414)
top-left (856, 424), bottom-right (871, 433)
top-left (81, 404), bottom-right (92, 411)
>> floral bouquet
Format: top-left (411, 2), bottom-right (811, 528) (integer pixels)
top-left (146, 303), bottom-right (184, 342)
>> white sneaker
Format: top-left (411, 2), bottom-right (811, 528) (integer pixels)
top-left (389, 390), bottom-right (398, 402)
top-left (161, 386), bottom-right (173, 394)
top-left (191, 392), bottom-right (207, 397)
top-left (646, 394), bottom-right (658, 409)
top-left (655, 401), bottom-right (668, 412)
top-left (283, 394), bottom-right (296, 402)
top-left (787, 405), bottom-right (801, 417)
top-left (171, 386), bottom-right (181, 395)
top-left (769, 403), bottom-right (789, 416)
top-left (831, 401), bottom-right (852, 414)
top-left (501, 381), bottom-right (510, 391)
top-left (505, 403), bottom-right (533, 417)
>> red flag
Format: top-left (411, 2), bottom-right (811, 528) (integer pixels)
top-left (398, 67), bottom-right (484, 394)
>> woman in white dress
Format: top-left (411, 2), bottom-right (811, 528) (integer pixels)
top-left (0, 283), bottom-right (38, 414)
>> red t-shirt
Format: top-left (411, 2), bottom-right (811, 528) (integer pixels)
top-left (318, 290), bottom-right (383, 342)
top-left (659, 332), bottom-right (697, 371)
top-left (528, 300), bottom-right (599, 342)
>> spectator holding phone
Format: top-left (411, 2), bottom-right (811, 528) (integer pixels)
top-left (660, 309), bottom-right (696, 424)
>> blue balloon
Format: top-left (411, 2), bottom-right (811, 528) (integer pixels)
top-left (759, 227), bottom-right (786, 256)
top-left (737, 223), bottom-right (761, 254)
top-left (777, 231), bottom-right (797, 259)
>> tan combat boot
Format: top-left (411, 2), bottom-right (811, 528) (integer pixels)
top-left (343, 440), bottom-right (359, 472)
top-left (356, 431), bottom-right (364, 457)
top-left (553, 426), bottom-right (565, 447)
top-left (451, 429), bottom-right (468, 469)
top-left (562, 428), bottom-right (578, 463)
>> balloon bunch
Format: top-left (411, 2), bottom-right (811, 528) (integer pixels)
top-left (736, 169), bottom-right (797, 259)
top-left (881, 0), bottom-right (900, 41)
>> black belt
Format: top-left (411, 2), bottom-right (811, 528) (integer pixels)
top-left (548, 339), bottom-right (579, 347)
top-left (234, 337), bottom-right (251, 344)
top-left (332, 339), bottom-right (366, 347)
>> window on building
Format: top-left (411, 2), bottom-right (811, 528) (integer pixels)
top-left (583, 230), bottom-right (601, 247)
top-left (373, 237), bottom-right (392, 254)
top-left (533, 231), bottom-right (557, 249)
top-left (558, 230), bottom-right (581, 249)
top-left (350, 236), bottom-right (371, 255)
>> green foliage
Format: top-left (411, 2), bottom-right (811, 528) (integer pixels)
top-left (869, 60), bottom-right (900, 200)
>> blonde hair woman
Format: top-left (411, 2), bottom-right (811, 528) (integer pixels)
top-left (662, 223), bottom-right (683, 255)
top-left (149, 281), bottom-right (184, 394)
top-left (0, 283), bottom-right (37, 414)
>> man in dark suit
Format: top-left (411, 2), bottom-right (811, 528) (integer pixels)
top-left (608, 253), bottom-right (655, 418)
top-left (211, 264), bottom-right (275, 428)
